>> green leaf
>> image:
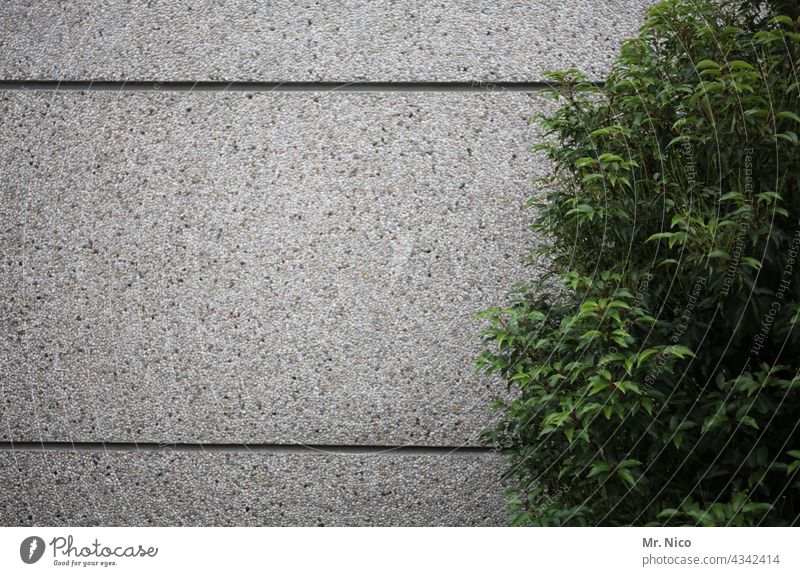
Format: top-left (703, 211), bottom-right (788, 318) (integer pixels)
top-left (617, 468), bottom-right (636, 487)
top-left (665, 345), bottom-right (694, 359)
top-left (741, 257), bottom-right (762, 270)
top-left (769, 15), bottom-right (795, 27)
top-left (777, 111), bottom-right (800, 124)
top-left (740, 416), bottom-right (758, 430)
top-left (588, 463), bottom-right (611, 478)
top-left (658, 508), bottom-right (681, 518)
top-left (646, 232), bottom-right (674, 242)
top-left (696, 59), bottom-right (719, 69)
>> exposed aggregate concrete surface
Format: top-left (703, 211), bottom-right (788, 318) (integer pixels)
top-left (0, 1), bottom-right (649, 525)
top-left (0, 451), bottom-right (506, 526)
top-left (0, 0), bottom-right (650, 81)
top-left (1, 91), bottom-right (550, 446)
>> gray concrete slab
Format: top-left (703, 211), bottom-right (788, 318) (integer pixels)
top-left (0, 90), bottom-right (550, 446)
top-left (0, 450), bottom-right (506, 526)
top-left (0, 171), bottom-right (24, 442)
top-left (0, 0), bottom-right (650, 82)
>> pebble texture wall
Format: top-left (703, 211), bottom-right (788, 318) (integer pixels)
top-left (0, 1), bottom-right (649, 526)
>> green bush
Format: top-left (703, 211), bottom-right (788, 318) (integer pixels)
top-left (478, 0), bottom-right (800, 526)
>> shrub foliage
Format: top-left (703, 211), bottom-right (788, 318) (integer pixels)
top-left (478, 0), bottom-right (800, 526)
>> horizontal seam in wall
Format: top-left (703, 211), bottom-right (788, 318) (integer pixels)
top-left (0, 80), bottom-right (601, 93)
top-left (0, 441), bottom-right (494, 456)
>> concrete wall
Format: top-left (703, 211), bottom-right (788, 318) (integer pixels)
top-left (0, 1), bottom-right (649, 526)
